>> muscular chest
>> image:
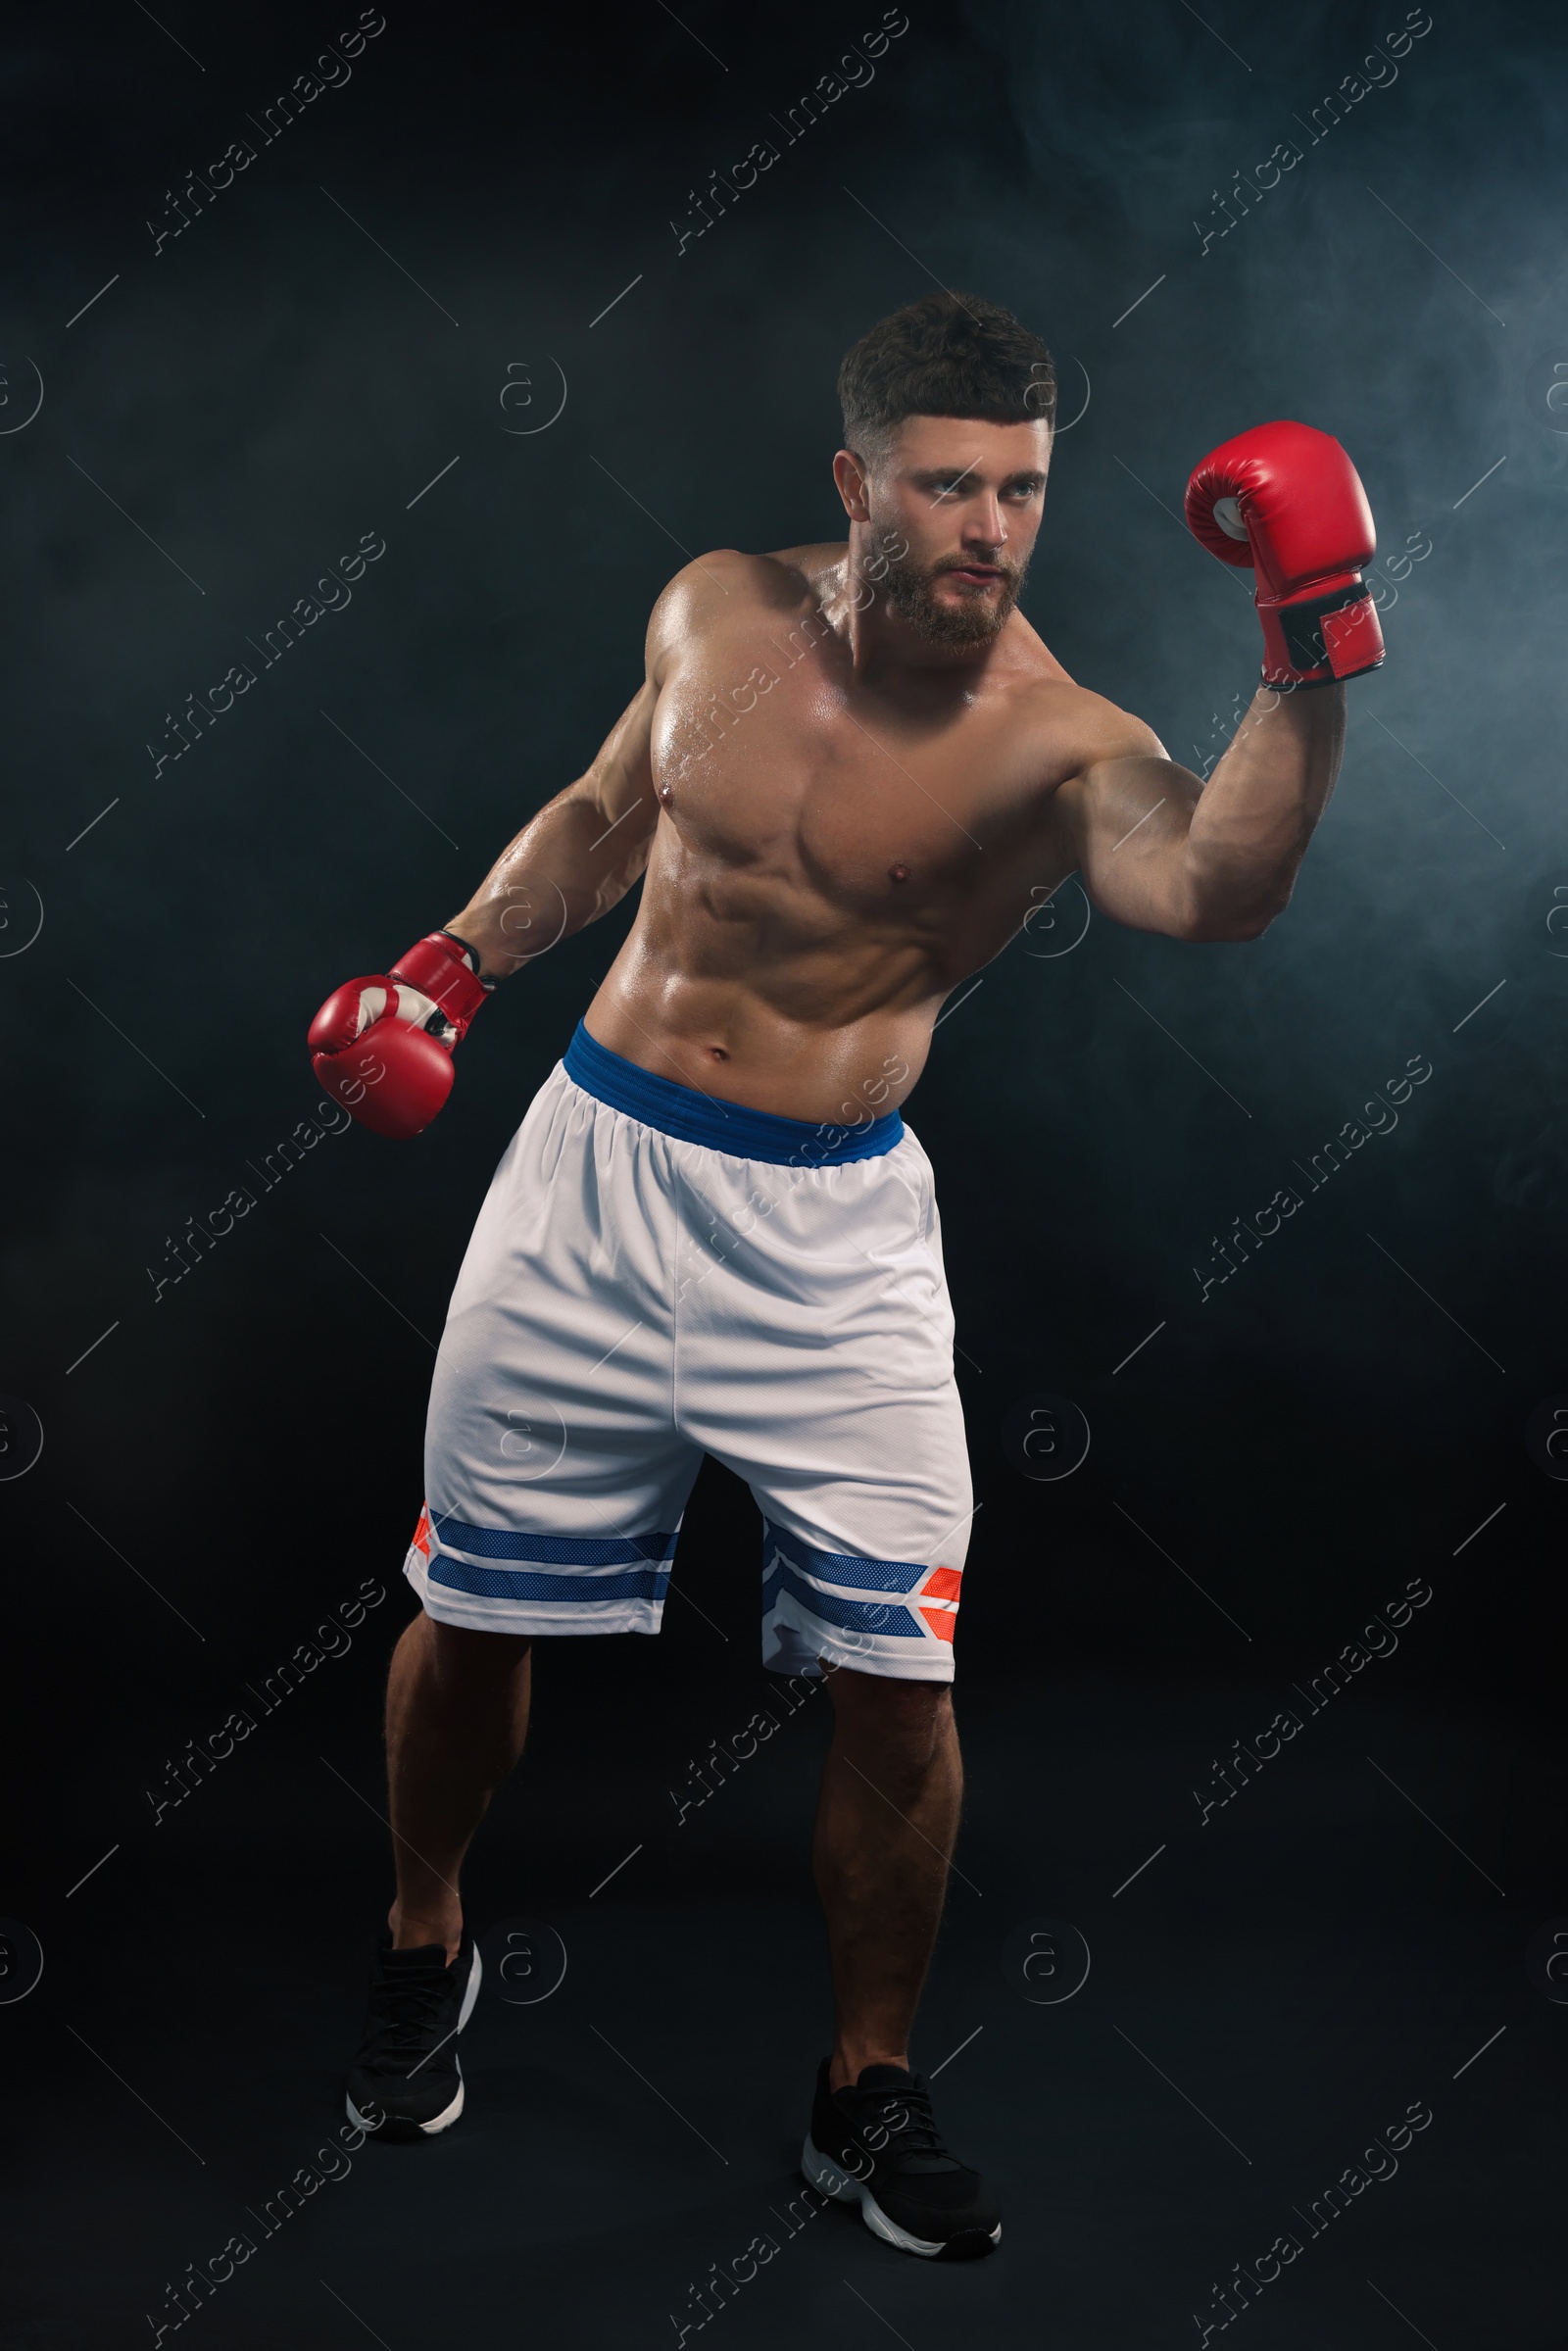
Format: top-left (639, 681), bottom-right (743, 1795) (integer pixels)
top-left (650, 636), bottom-right (1032, 906)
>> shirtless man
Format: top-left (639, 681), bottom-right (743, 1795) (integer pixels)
top-left (308, 290), bottom-right (1384, 2260)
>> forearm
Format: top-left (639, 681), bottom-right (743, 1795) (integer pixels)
top-left (446, 783), bottom-right (654, 981)
top-left (1181, 682), bottom-right (1345, 939)
top-left (313, 677), bottom-right (660, 1135)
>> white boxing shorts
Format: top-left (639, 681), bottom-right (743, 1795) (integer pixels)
top-left (402, 1021), bottom-right (972, 1681)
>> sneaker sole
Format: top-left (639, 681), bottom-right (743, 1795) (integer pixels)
top-left (802, 2134), bottom-right (1001, 2260)
top-left (348, 1941), bottom-right (483, 2139)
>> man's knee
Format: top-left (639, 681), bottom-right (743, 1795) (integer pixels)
top-left (826, 1664), bottom-right (954, 1760)
top-left (420, 1609), bottom-right (533, 1688)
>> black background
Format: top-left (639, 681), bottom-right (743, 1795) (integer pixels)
top-left (4, 0), bottom-right (1565, 2343)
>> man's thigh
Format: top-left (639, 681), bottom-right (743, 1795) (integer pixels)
top-left (671, 1129), bottom-right (972, 1684)
top-left (409, 1065), bottom-right (702, 1637)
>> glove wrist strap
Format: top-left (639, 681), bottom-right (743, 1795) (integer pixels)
top-left (439, 928), bottom-right (490, 980)
top-left (1257, 576), bottom-right (1386, 688)
top-left (389, 932), bottom-right (492, 1037)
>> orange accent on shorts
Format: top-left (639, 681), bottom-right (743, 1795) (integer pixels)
top-left (919, 1605), bottom-right (957, 1643)
top-left (411, 1505), bottom-right (432, 1559)
top-left (922, 1565), bottom-right (963, 1602)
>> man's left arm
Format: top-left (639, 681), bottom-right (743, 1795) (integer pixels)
top-left (1053, 681), bottom-right (1345, 943)
top-left (1052, 416), bottom-right (1384, 944)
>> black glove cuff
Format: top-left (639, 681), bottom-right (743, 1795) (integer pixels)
top-left (1259, 666), bottom-right (1342, 694)
top-left (1279, 576), bottom-right (1371, 671)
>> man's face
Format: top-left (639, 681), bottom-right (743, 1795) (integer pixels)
top-left (849, 413), bottom-right (1052, 647)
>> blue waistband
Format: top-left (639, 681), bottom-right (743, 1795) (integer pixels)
top-left (563, 1021), bottom-right (906, 1165)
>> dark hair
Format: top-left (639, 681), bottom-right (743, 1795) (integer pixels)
top-left (838, 291), bottom-right (1055, 463)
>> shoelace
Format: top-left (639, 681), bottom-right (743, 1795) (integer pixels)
top-left (847, 2079), bottom-right (952, 2164)
top-left (359, 1960), bottom-right (455, 2072)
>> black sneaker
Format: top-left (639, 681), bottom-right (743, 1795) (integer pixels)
top-left (346, 1929), bottom-right (481, 2139)
top-left (804, 2059), bottom-right (1000, 2258)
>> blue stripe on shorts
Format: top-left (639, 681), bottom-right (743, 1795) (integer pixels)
top-left (760, 1519), bottom-right (926, 1641)
top-left (425, 1519), bottom-right (677, 1605)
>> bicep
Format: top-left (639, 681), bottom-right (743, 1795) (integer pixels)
top-left (1054, 751), bottom-right (1205, 936)
top-left (565, 555), bottom-right (726, 820)
top-left (562, 677), bottom-right (660, 855)
top-left (563, 550), bottom-right (740, 849)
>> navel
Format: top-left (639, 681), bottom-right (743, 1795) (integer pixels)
top-left (889, 862), bottom-right (910, 883)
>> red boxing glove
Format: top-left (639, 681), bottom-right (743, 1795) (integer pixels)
top-left (1185, 420), bottom-right (1386, 690)
top-left (308, 931), bottom-right (491, 1139)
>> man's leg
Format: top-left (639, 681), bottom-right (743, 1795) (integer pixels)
top-left (384, 1611), bottom-right (533, 1965)
top-left (811, 1665), bottom-right (961, 2090)
top-left (803, 1662), bottom-right (998, 2254)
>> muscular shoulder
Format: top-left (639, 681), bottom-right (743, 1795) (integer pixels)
top-left (763, 539), bottom-right (849, 599)
top-left (646, 545), bottom-right (838, 677)
top-left (1007, 669), bottom-right (1168, 789)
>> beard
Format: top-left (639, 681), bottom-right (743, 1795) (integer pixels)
top-left (872, 536), bottom-right (1029, 647)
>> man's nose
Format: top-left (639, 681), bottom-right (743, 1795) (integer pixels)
top-left (961, 494), bottom-right (1005, 547)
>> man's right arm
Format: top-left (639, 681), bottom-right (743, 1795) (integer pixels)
top-left (447, 548), bottom-right (756, 975)
top-left (308, 587), bottom-right (680, 1136)
top-left (446, 676), bottom-right (661, 981)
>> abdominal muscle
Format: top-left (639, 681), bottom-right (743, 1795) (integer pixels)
top-left (582, 843), bottom-right (954, 1128)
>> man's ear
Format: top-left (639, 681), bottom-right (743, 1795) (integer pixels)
top-left (832, 448), bottom-right (873, 523)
